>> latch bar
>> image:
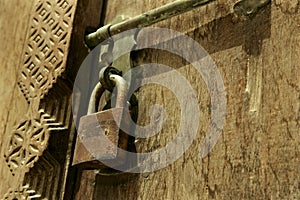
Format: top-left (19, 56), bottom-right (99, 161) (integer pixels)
top-left (85, 0), bottom-right (216, 47)
top-left (86, 0), bottom-right (272, 47)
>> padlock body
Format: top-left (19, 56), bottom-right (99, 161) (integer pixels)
top-left (73, 107), bottom-right (130, 169)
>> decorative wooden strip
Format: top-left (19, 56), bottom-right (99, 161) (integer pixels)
top-left (23, 151), bottom-right (61, 200)
top-left (2, 0), bottom-right (104, 198)
top-left (4, 111), bottom-right (49, 175)
top-left (4, 0), bottom-right (77, 177)
top-left (4, 80), bottom-right (73, 175)
top-left (18, 0), bottom-right (76, 101)
top-left (2, 184), bottom-right (41, 200)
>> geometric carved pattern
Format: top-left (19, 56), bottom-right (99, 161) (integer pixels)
top-left (3, 79), bottom-right (73, 197)
top-left (4, 0), bottom-right (76, 179)
top-left (4, 82), bottom-right (72, 175)
top-left (39, 80), bottom-right (73, 131)
top-left (23, 151), bottom-right (61, 200)
top-left (4, 79), bottom-right (73, 179)
top-left (2, 184), bottom-right (41, 200)
top-left (1, 0), bottom-right (86, 197)
top-left (4, 112), bottom-right (49, 176)
top-left (18, 0), bottom-right (75, 101)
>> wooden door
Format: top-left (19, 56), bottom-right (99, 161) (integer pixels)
top-left (0, 0), bottom-right (299, 199)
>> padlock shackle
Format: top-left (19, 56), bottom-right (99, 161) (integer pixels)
top-left (109, 74), bottom-right (128, 108)
top-left (87, 74), bottom-right (128, 115)
top-left (87, 82), bottom-right (105, 115)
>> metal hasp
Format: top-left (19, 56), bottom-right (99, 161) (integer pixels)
top-left (85, 0), bottom-right (216, 47)
top-left (234, 0), bottom-right (271, 17)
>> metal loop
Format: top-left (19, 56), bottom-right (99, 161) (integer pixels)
top-left (109, 74), bottom-right (128, 108)
top-left (87, 74), bottom-right (128, 115)
top-left (87, 82), bottom-right (105, 115)
top-left (99, 66), bottom-right (122, 91)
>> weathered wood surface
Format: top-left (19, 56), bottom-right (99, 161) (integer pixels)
top-left (0, 0), bottom-right (34, 197)
top-left (91, 0), bottom-right (299, 199)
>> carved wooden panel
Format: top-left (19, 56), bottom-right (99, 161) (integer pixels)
top-left (4, 0), bottom-right (76, 176)
top-left (1, 0), bottom-right (103, 199)
top-left (4, 112), bottom-right (50, 175)
top-left (18, 0), bottom-right (75, 101)
top-left (22, 151), bottom-right (62, 199)
top-left (2, 184), bottom-right (41, 200)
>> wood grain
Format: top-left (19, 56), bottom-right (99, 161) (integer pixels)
top-left (92, 1), bottom-right (300, 199)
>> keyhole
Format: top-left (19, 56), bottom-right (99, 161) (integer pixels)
top-left (104, 128), bottom-right (109, 136)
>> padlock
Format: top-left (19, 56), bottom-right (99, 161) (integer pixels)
top-left (72, 74), bottom-right (131, 169)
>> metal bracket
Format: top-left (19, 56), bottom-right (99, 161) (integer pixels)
top-left (234, 0), bottom-right (271, 17)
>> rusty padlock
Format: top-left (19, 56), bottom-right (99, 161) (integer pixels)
top-left (72, 74), bottom-right (131, 169)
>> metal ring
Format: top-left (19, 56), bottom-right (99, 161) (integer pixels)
top-left (99, 66), bottom-right (122, 92)
top-left (87, 73), bottom-right (128, 115)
